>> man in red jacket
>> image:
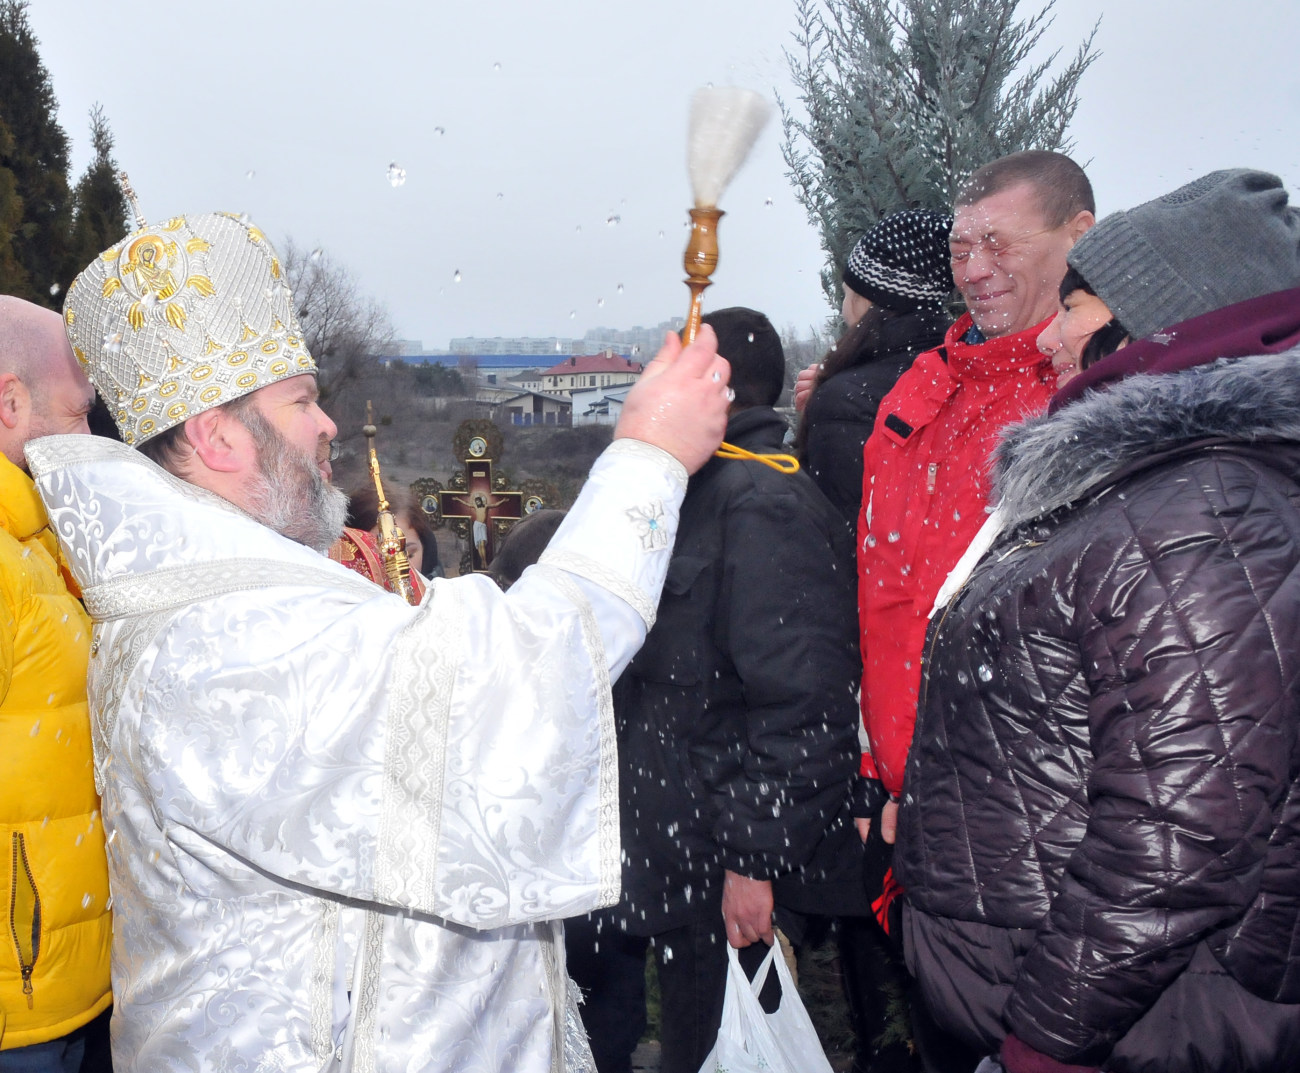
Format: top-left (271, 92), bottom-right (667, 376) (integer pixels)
top-left (856, 151), bottom-right (1095, 856)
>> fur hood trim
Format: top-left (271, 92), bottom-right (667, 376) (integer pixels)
top-left (993, 347), bottom-right (1300, 528)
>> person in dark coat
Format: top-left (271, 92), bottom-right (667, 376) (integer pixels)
top-left (896, 169), bottom-right (1300, 1073)
top-left (615, 307), bottom-right (861, 1073)
top-left (793, 210), bottom-right (953, 527)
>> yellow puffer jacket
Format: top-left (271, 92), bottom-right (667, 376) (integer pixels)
top-left (0, 453), bottom-right (111, 1049)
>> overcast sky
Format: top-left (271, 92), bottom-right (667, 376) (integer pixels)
top-left (28, 0), bottom-right (1300, 351)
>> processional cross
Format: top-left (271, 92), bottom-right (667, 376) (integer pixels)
top-left (436, 434), bottom-right (523, 571)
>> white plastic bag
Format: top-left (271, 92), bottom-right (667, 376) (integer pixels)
top-left (697, 943), bottom-right (835, 1073)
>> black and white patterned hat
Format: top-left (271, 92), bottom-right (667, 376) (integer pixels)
top-left (842, 209), bottom-right (954, 312)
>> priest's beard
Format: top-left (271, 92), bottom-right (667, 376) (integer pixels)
top-left (237, 408), bottom-right (348, 553)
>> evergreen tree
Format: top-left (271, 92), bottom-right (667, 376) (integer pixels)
top-left (780, 0), bottom-right (1098, 306)
top-left (65, 104), bottom-right (129, 289)
top-left (0, 117), bottom-right (29, 298)
top-left (0, 0), bottom-right (71, 306)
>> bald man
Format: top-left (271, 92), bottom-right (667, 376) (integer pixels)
top-left (0, 297), bottom-right (111, 1072)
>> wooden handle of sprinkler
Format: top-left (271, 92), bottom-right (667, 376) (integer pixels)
top-left (682, 207), bottom-right (724, 344)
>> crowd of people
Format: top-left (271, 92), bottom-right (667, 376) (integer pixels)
top-left (1, 149), bottom-right (1298, 1073)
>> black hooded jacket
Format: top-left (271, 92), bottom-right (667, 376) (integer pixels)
top-left (896, 342), bottom-right (1300, 1072)
top-left (801, 309), bottom-right (948, 525)
top-left (615, 407), bottom-right (860, 935)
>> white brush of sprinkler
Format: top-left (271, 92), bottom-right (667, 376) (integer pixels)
top-left (681, 86), bottom-right (772, 344)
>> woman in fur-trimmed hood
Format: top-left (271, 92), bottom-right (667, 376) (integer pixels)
top-left (894, 170), bottom-right (1300, 1073)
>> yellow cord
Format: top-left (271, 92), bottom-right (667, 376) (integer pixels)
top-left (713, 441), bottom-right (801, 473)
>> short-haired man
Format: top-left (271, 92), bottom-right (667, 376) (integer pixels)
top-left (28, 211), bottom-right (731, 1073)
top-left (0, 297), bottom-right (111, 1069)
top-left (856, 151), bottom-right (1095, 866)
top-left (612, 308), bottom-right (860, 1073)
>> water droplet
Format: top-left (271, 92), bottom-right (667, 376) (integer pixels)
top-left (496, 192), bottom-right (504, 200)
top-left (575, 224), bottom-right (583, 234)
top-left (764, 197), bottom-right (774, 208)
top-left (453, 270), bottom-right (462, 283)
top-left (617, 283), bottom-right (624, 294)
top-left (569, 310), bottom-right (577, 320)
top-left (245, 170), bottom-right (255, 180)
top-left (309, 248), bottom-right (323, 261)
top-left (74, 833), bottom-right (84, 846)
top-left (555, 341), bottom-right (562, 351)
top-left (606, 214), bottom-right (621, 227)
top-left (747, 333), bottom-right (755, 343)
top-left (49, 282), bottom-right (60, 297)
top-left (596, 297), bottom-right (604, 307)
top-left (29, 720), bottom-right (39, 737)
top-left (864, 534), bottom-right (877, 547)
top-left (434, 126), bottom-right (446, 136)
top-left (657, 230), bottom-right (665, 239)
top-left (81, 893), bottom-right (93, 908)
top-left (956, 670), bottom-right (969, 686)
top-left (887, 531), bottom-right (901, 543)
top-left (977, 664), bottom-right (993, 682)
top-left (492, 61), bottom-right (502, 72)
top-left (386, 162), bottom-right (407, 187)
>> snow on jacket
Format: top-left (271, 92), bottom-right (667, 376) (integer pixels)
top-left (896, 340), bottom-right (1300, 1072)
top-left (0, 452), bottom-right (111, 1049)
top-left (616, 407), bottom-right (860, 935)
top-left (857, 313), bottom-right (1055, 794)
top-left (801, 310), bottom-right (949, 527)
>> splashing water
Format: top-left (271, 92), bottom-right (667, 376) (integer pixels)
top-left (617, 283), bottom-right (624, 294)
top-left (606, 214), bottom-right (621, 227)
top-left (453, 270), bottom-right (462, 283)
top-left (386, 163), bottom-right (407, 188)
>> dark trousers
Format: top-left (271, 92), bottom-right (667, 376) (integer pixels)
top-left (566, 910), bottom-right (649, 1073)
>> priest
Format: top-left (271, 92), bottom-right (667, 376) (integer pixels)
top-left (30, 209), bottom-right (730, 1073)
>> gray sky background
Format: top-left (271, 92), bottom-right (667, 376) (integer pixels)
top-left (28, 0), bottom-right (1300, 351)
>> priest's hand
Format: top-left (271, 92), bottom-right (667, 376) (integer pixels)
top-left (722, 870), bottom-right (774, 948)
top-left (615, 326), bottom-right (730, 474)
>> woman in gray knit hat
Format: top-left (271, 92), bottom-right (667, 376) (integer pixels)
top-left (894, 168), bottom-right (1300, 1073)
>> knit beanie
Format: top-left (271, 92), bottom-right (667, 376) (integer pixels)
top-left (1067, 169), bottom-right (1300, 342)
top-left (842, 209), bottom-right (954, 313)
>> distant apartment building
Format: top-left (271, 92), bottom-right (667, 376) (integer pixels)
top-left (522, 352), bottom-right (643, 397)
top-left (448, 336), bottom-right (583, 356)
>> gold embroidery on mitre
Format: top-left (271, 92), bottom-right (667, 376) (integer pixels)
top-left (167, 352), bottom-right (185, 372)
top-left (166, 402), bottom-right (188, 420)
top-left (185, 275), bottom-right (215, 297)
top-left (102, 278), bottom-right (121, 298)
top-left (235, 371), bottom-right (258, 389)
top-left (199, 385), bottom-right (222, 404)
top-left (185, 237), bottom-right (211, 255)
top-left (260, 341), bottom-right (279, 354)
top-left (162, 217), bottom-right (185, 232)
top-left (164, 303), bottom-right (187, 331)
top-left (247, 226), bottom-right (266, 245)
top-left (227, 351), bottom-right (249, 367)
top-left (191, 364), bottom-right (213, 381)
top-left (64, 309), bottom-right (75, 326)
top-left (270, 257), bottom-right (281, 279)
top-left (203, 337), bottom-right (225, 355)
top-left (100, 247), bottom-right (121, 262)
top-left (240, 324), bottom-right (258, 343)
top-left (158, 380), bottom-right (180, 398)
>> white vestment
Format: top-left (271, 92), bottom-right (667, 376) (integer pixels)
top-left (29, 434), bottom-right (686, 1073)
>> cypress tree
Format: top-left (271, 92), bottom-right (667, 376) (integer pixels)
top-left (65, 104), bottom-right (129, 289)
top-left (780, 0), bottom-right (1098, 306)
top-left (0, 0), bottom-right (71, 307)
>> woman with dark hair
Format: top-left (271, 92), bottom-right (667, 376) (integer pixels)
top-left (347, 485), bottom-right (444, 579)
top-left (794, 210), bottom-right (954, 525)
top-left (897, 170), bottom-right (1300, 1073)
